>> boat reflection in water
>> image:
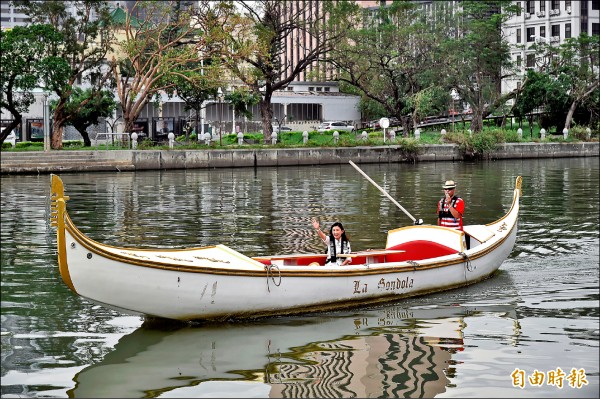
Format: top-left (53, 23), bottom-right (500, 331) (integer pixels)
top-left (69, 303), bottom-right (519, 398)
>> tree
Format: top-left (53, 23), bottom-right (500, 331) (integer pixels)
top-left (439, 1), bottom-right (518, 133)
top-left (111, 0), bottom-right (236, 135)
top-left (225, 0), bottom-right (357, 143)
top-left (14, 0), bottom-right (115, 149)
top-left (50, 87), bottom-right (116, 146)
top-left (0, 24), bottom-right (67, 144)
top-left (516, 34), bottom-right (600, 132)
top-left (330, 1), bottom-right (449, 136)
top-left (225, 88), bottom-right (261, 133)
top-left (168, 71), bottom-right (219, 142)
top-left (554, 34), bottom-right (600, 130)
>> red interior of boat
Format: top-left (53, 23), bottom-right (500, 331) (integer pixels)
top-left (385, 240), bottom-right (458, 261)
top-left (253, 239), bottom-right (458, 266)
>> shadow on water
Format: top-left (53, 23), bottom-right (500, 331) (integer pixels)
top-left (68, 272), bottom-right (521, 398)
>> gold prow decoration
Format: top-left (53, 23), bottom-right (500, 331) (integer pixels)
top-left (50, 174), bottom-right (76, 294)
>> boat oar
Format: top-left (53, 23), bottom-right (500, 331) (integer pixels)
top-left (348, 160), bottom-right (423, 225)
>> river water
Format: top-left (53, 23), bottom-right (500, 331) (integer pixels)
top-left (1, 157), bottom-right (598, 398)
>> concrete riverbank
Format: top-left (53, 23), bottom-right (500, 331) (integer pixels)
top-left (1, 142), bottom-right (598, 174)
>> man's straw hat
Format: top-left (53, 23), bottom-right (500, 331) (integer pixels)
top-left (442, 180), bottom-right (457, 189)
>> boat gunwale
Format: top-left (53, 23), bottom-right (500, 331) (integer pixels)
top-left (62, 201), bottom-right (519, 278)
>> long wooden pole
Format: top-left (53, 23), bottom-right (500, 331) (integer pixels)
top-left (348, 160), bottom-right (417, 223)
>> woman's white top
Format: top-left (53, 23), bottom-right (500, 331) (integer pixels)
top-left (323, 236), bottom-right (352, 266)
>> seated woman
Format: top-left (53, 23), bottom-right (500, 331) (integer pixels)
top-left (311, 218), bottom-right (352, 266)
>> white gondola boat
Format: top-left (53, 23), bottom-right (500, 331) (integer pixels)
top-left (49, 173), bottom-right (522, 322)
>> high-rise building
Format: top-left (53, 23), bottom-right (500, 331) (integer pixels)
top-left (502, 0), bottom-right (600, 94)
top-left (1, 0), bottom-right (32, 30)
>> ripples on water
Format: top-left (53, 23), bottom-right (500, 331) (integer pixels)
top-left (1, 157), bottom-right (598, 398)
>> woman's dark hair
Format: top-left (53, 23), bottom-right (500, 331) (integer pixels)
top-left (329, 222), bottom-right (350, 241)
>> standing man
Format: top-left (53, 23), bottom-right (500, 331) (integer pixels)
top-left (437, 180), bottom-right (465, 231)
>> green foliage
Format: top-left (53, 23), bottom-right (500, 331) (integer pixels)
top-left (523, 34), bottom-right (600, 130)
top-left (225, 88), bottom-right (261, 120)
top-left (396, 138), bottom-right (422, 161)
top-left (13, 1), bottom-right (115, 149)
top-left (15, 141), bottom-right (44, 149)
top-left (444, 130), bottom-right (501, 159)
top-left (440, 1), bottom-right (515, 132)
top-left (332, 1), bottom-right (436, 126)
top-left (0, 24), bottom-right (67, 140)
top-left (569, 126), bottom-right (591, 141)
top-left (49, 87), bottom-right (116, 146)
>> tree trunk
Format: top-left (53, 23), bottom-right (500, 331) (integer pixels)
top-left (471, 110), bottom-right (483, 133)
top-left (73, 124), bottom-right (92, 147)
top-left (51, 100), bottom-right (70, 149)
top-left (51, 124), bottom-right (63, 149)
top-left (0, 117), bottom-right (22, 144)
top-left (400, 116), bottom-right (410, 138)
top-left (259, 92), bottom-right (274, 144)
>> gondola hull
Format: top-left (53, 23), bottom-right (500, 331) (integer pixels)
top-left (50, 174), bottom-right (522, 321)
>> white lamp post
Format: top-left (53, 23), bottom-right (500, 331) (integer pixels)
top-left (43, 94), bottom-right (50, 152)
top-left (450, 89), bottom-right (460, 134)
top-left (380, 117), bottom-right (389, 143)
top-left (217, 87), bottom-right (224, 146)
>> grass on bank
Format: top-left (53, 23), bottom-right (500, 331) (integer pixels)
top-left (3, 122), bottom-right (598, 159)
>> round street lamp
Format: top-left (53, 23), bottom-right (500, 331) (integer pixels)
top-left (379, 117), bottom-right (389, 143)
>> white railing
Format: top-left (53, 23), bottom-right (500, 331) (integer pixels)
top-left (94, 132), bottom-right (131, 150)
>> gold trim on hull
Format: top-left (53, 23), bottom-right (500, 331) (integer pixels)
top-left (50, 175), bottom-right (76, 294)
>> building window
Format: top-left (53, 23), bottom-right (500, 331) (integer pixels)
top-left (526, 53), bottom-right (536, 68)
top-left (565, 23), bottom-right (571, 38)
top-left (551, 0), bottom-right (560, 10)
top-left (539, 0), bottom-right (545, 12)
top-left (526, 1), bottom-right (535, 14)
top-left (316, 87), bottom-right (322, 92)
top-left (516, 2), bottom-right (521, 16)
top-left (593, 23), bottom-right (600, 36)
top-left (527, 27), bottom-right (535, 42)
top-left (517, 28), bottom-right (522, 43)
top-left (565, 0), bottom-right (571, 8)
top-left (540, 26), bottom-right (546, 38)
top-left (324, 87), bottom-right (330, 92)
top-left (551, 24), bottom-right (560, 39)
top-left (517, 55), bottom-right (522, 67)
top-left (308, 87), bottom-right (315, 92)
top-left (593, 1), bottom-right (600, 10)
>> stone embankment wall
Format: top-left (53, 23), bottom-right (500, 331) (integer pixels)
top-left (1, 142), bottom-right (598, 174)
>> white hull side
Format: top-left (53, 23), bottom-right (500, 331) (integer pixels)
top-left (64, 219), bottom-right (516, 321)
